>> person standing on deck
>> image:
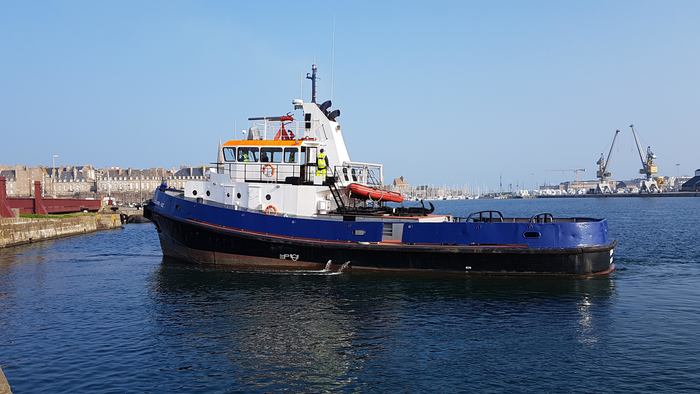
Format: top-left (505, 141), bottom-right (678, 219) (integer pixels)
top-left (316, 149), bottom-right (329, 177)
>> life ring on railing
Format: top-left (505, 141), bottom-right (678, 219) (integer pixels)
top-left (261, 164), bottom-right (276, 178)
top-left (263, 204), bottom-right (278, 215)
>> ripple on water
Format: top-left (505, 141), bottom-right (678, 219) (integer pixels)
top-left (0, 199), bottom-right (699, 392)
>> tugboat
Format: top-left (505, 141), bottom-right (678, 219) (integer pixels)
top-left (145, 65), bottom-right (616, 275)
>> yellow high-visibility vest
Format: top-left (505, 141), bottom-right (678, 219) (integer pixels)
top-left (317, 152), bottom-right (327, 169)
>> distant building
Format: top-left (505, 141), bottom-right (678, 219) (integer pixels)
top-left (0, 169), bottom-right (16, 196)
top-left (681, 169), bottom-right (700, 192)
top-left (663, 176), bottom-right (691, 191)
top-left (616, 180), bottom-right (644, 193)
top-left (169, 166), bottom-right (207, 190)
top-left (0, 165), bottom-right (48, 197)
top-left (96, 167), bottom-right (172, 204)
top-left (539, 184), bottom-right (564, 191)
top-left (413, 185), bottom-right (431, 199)
top-left (0, 164), bottom-right (214, 203)
top-left (560, 180), bottom-right (600, 193)
top-left (46, 165), bottom-right (98, 197)
top-left (94, 166), bottom-right (208, 203)
top-left (391, 176), bottom-right (410, 194)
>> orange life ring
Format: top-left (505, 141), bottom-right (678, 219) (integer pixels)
top-left (261, 164), bottom-right (276, 178)
top-left (263, 204), bottom-right (278, 215)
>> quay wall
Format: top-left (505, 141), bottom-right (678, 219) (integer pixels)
top-left (0, 214), bottom-right (122, 248)
top-left (0, 366), bottom-right (11, 394)
top-left (536, 191), bottom-right (700, 199)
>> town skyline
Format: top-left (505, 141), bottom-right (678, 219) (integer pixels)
top-left (2, 2), bottom-right (698, 187)
top-left (2, 162), bottom-right (695, 202)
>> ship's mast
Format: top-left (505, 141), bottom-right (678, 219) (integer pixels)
top-left (306, 64), bottom-right (318, 103)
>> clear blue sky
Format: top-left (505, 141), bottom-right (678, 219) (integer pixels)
top-left (1, 1), bottom-right (698, 189)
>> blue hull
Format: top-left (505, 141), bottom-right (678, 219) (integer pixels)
top-left (145, 188), bottom-right (616, 275)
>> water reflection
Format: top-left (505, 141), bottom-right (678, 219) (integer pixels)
top-left (151, 259), bottom-right (362, 390)
top-left (0, 242), bottom-right (51, 301)
top-left (577, 295), bottom-right (598, 346)
top-left (0, 241), bottom-right (51, 270)
top-left (151, 258), bottom-right (616, 390)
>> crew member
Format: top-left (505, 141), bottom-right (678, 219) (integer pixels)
top-left (316, 149), bottom-right (329, 177)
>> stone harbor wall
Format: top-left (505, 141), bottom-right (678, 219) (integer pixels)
top-left (0, 214), bottom-right (122, 248)
top-left (0, 367), bottom-right (11, 394)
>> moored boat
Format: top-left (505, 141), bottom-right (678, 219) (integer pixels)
top-left (145, 65), bottom-right (616, 275)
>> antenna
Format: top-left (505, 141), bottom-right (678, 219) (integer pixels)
top-left (331, 16), bottom-right (336, 101)
top-left (217, 138), bottom-right (223, 169)
top-left (306, 64), bottom-right (318, 103)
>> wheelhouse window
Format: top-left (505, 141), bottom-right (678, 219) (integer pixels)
top-left (260, 148), bottom-right (283, 163)
top-left (238, 147), bottom-right (259, 162)
top-left (284, 148), bottom-right (298, 163)
top-left (223, 147), bottom-right (236, 162)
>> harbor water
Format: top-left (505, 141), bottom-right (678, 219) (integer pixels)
top-left (1, 198), bottom-right (699, 392)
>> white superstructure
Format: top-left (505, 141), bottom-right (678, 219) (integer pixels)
top-left (182, 68), bottom-right (386, 217)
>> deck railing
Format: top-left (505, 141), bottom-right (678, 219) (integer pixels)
top-left (211, 160), bottom-right (383, 187)
top-left (245, 120), bottom-right (308, 140)
top-left (212, 162), bottom-right (320, 185)
top-left (334, 162), bottom-right (383, 186)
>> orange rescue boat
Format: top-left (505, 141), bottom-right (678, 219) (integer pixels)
top-left (348, 183), bottom-right (404, 203)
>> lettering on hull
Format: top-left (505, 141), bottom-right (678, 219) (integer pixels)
top-left (280, 253), bottom-right (300, 261)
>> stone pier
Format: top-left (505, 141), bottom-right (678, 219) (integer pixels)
top-left (0, 213), bottom-right (122, 248)
top-left (0, 367), bottom-right (11, 394)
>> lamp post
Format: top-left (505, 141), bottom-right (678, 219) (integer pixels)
top-left (52, 154), bottom-right (59, 197)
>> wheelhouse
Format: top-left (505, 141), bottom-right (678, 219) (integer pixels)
top-left (217, 125), bottom-right (383, 187)
top-left (219, 140), bottom-right (323, 185)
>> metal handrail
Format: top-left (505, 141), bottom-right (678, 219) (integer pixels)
top-left (467, 210), bottom-right (504, 223)
top-left (529, 213), bottom-right (554, 224)
top-left (246, 120), bottom-right (307, 140)
top-left (334, 163), bottom-right (383, 186)
top-left (212, 162), bottom-right (319, 185)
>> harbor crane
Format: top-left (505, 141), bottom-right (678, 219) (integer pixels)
top-left (595, 129), bottom-right (620, 194)
top-left (629, 124), bottom-right (660, 193)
